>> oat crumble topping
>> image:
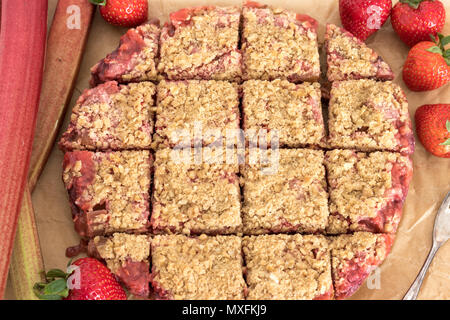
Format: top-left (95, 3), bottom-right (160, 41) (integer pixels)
top-left (330, 232), bottom-right (393, 299)
top-left (241, 149), bottom-right (329, 234)
top-left (151, 234), bottom-right (246, 299)
top-left (151, 148), bottom-right (241, 235)
top-left (325, 24), bottom-right (393, 82)
top-left (158, 6), bottom-right (241, 81)
top-left (243, 234), bottom-right (332, 300)
top-left (328, 79), bottom-right (414, 154)
top-left (242, 5), bottom-right (320, 82)
top-left (154, 80), bottom-right (240, 148)
top-left (242, 80), bottom-right (325, 147)
top-left (325, 149), bottom-right (412, 234)
top-left (60, 81), bottom-right (156, 151)
top-left (63, 150), bottom-right (151, 235)
top-left (92, 233), bottom-right (150, 272)
top-left (90, 22), bottom-right (160, 86)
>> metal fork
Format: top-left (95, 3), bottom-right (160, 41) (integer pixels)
top-left (403, 191), bottom-right (450, 300)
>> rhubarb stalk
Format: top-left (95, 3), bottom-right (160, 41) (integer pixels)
top-left (9, 0), bottom-right (94, 299)
top-left (0, 0), bottom-right (47, 298)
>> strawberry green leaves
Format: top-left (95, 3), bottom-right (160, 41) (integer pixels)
top-left (440, 120), bottom-right (450, 146)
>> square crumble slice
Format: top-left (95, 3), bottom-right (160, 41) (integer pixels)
top-left (90, 21), bottom-right (160, 86)
top-left (325, 150), bottom-right (413, 234)
top-left (241, 149), bottom-right (329, 234)
top-left (151, 148), bottom-right (241, 235)
top-left (330, 232), bottom-right (394, 300)
top-left (158, 6), bottom-right (242, 81)
top-left (241, 2), bottom-right (320, 82)
top-left (328, 80), bottom-right (414, 154)
top-left (242, 80), bottom-right (325, 147)
top-left (62, 150), bottom-right (152, 237)
top-left (325, 24), bottom-right (394, 82)
top-left (154, 80), bottom-right (240, 148)
top-left (242, 234), bottom-right (333, 300)
top-left (88, 233), bottom-right (151, 297)
top-left (151, 235), bottom-right (246, 299)
top-left (59, 81), bottom-right (156, 151)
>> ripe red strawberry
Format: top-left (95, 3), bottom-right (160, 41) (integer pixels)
top-left (402, 35), bottom-right (450, 91)
top-left (415, 104), bottom-right (450, 158)
top-left (90, 0), bottom-right (148, 28)
top-left (339, 0), bottom-right (392, 41)
top-left (391, 0), bottom-right (445, 47)
top-left (34, 258), bottom-right (127, 300)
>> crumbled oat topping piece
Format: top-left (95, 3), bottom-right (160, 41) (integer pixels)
top-left (151, 148), bottom-right (241, 235)
top-left (63, 150), bottom-right (152, 236)
top-left (154, 80), bottom-right (240, 148)
top-left (243, 234), bottom-right (333, 300)
top-left (325, 149), bottom-right (413, 234)
top-left (325, 24), bottom-right (394, 82)
top-left (59, 81), bottom-right (156, 151)
top-left (242, 80), bottom-right (325, 147)
top-left (241, 149), bottom-right (329, 234)
top-left (328, 79), bottom-right (414, 154)
top-left (242, 4), bottom-right (320, 82)
top-left (90, 22), bottom-right (160, 86)
top-left (158, 6), bottom-right (241, 81)
top-left (91, 233), bottom-right (150, 271)
top-left (330, 232), bottom-right (394, 299)
top-left (151, 235), bottom-right (246, 299)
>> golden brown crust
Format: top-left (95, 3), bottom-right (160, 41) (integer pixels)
top-left (151, 234), bottom-right (246, 300)
top-left (242, 80), bottom-right (325, 147)
top-left (242, 5), bottom-right (320, 82)
top-left (325, 149), bottom-right (412, 234)
top-left (158, 6), bottom-right (241, 81)
top-left (241, 149), bottom-right (329, 234)
top-left (63, 150), bottom-right (151, 234)
top-left (154, 80), bottom-right (240, 148)
top-left (60, 81), bottom-right (156, 151)
top-left (243, 234), bottom-right (332, 300)
top-left (151, 148), bottom-right (241, 235)
top-left (328, 80), bottom-right (414, 154)
top-left (325, 24), bottom-right (393, 82)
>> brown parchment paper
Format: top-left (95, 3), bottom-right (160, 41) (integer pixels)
top-left (5, 0), bottom-right (450, 300)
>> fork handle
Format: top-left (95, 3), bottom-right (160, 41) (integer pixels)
top-left (403, 241), bottom-right (442, 300)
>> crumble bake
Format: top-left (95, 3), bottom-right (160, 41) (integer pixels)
top-left (58, 2), bottom-right (417, 301)
top-left (151, 148), bottom-right (241, 235)
top-left (242, 2), bottom-right (320, 82)
top-left (88, 233), bottom-right (151, 297)
top-left (241, 148), bottom-right (329, 234)
top-left (242, 80), bottom-right (325, 147)
top-left (90, 21), bottom-right (160, 86)
top-left (154, 80), bottom-right (240, 148)
top-left (151, 234), bottom-right (246, 299)
top-left (325, 24), bottom-right (394, 82)
top-left (328, 79), bottom-right (415, 155)
top-left (242, 234), bottom-right (333, 300)
top-left (59, 81), bottom-right (156, 151)
top-left (62, 150), bottom-right (152, 237)
top-left (325, 150), bottom-right (413, 234)
top-left (158, 6), bottom-right (242, 81)
top-left (330, 232), bottom-right (394, 300)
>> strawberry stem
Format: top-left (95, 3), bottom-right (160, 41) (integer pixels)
top-left (400, 0), bottom-right (426, 9)
top-left (439, 120), bottom-right (450, 146)
top-left (427, 33), bottom-right (450, 66)
top-left (89, 0), bottom-right (107, 6)
top-left (33, 268), bottom-right (73, 300)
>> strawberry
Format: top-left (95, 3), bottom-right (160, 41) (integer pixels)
top-left (402, 34), bottom-right (450, 91)
top-left (34, 258), bottom-right (127, 300)
top-left (415, 104), bottom-right (450, 158)
top-left (339, 0), bottom-right (392, 41)
top-left (391, 0), bottom-right (445, 47)
top-left (90, 0), bottom-right (148, 28)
